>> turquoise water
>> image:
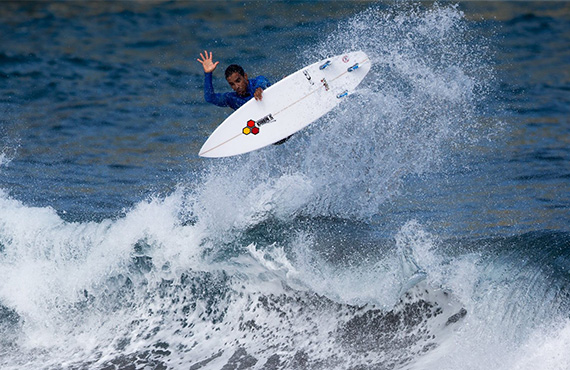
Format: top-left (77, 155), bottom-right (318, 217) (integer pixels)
top-left (1, 2), bottom-right (569, 369)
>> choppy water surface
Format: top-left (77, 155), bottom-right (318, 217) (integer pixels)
top-left (1, 2), bottom-right (569, 369)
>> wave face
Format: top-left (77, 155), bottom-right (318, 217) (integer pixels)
top-left (1, 2), bottom-right (570, 370)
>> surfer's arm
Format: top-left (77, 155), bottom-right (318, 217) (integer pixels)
top-left (203, 72), bottom-right (229, 107)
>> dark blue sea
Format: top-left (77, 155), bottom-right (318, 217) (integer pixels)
top-left (1, 1), bottom-right (569, 369)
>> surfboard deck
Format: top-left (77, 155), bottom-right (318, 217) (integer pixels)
top-left (199, 51), bottom-right (371, 158)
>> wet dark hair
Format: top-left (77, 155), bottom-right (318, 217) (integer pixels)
top-left (225, 64), bottom-right (245, 79)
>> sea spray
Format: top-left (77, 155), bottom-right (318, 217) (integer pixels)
top-left (191, 4), bottom-right (493, 223)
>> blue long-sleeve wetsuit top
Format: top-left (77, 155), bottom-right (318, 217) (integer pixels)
top-left (203, 72), bottom-right (271, 110)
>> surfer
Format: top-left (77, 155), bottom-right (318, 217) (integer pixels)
top-left (197, 50), bottom-right (271, 110)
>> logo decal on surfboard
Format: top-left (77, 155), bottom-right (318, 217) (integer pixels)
top-left (242, 120), bottom-right (258, 135)
top-left (242, 114), bottom-right (275, 135)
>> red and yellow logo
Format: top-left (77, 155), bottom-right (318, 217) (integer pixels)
top-left (242, 119), bottom-right (260, 135)
top-left (242, 114), bottom-right (274, 135)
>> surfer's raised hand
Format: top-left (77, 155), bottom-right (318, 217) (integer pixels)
top-left (197, 50), bottom-right (219, 73)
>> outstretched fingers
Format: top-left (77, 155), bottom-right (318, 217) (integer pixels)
top-left (197, 50), bottom-right (219, 73)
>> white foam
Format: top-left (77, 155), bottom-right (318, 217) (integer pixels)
top-left (510, 320), bottom-right (570, 370)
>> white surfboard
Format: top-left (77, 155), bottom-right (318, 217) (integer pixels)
top-left (199, 51), bottom-right (371, 158)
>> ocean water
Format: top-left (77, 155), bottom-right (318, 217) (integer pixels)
top-left (1, 1), bottom-right (569, 369)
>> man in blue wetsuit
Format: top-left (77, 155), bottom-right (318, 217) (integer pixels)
top-left (197, 50), bottom-right (271, 110)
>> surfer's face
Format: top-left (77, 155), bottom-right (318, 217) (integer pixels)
top-left (226, 72), bottom-right (249, 96)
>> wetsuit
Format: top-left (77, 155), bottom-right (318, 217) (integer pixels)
top-left (203, 72), bottom-right (271, 110)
